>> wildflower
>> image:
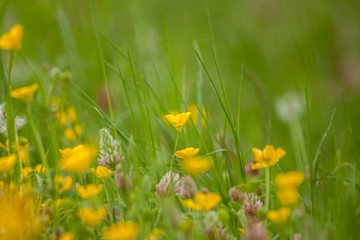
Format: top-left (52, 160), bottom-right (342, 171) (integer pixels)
top-left (251, 145), bottom-right (286, 170)
top-left (116, 171), bottom-right (132, 190)
top-left (59, 144), bottom-right (97, 173)
top-left (229, 187), bottom-right (242, 202)
top-left (267, 207), bottom-right (291, 223)
top-left (77, 184), bottom-right (103, 199)
top-left (91, 166), bottom-right (113, 180)
top-left (64, 125), bottom-right (82, 142)
top-left (179, 192), bottom-right (221, 211)
top-left (34, 164), bottom-right (46, 173)
top-left (242, 193), bottom-right (263, 219)
top-left (10, 83), bottom-right (38, 101)
top-left (275, 172), bottom-right (304, 205)
top-left (54, 175), bottom-right (73, 192)
top-left (78, 207), bottom-right (107, 226)
top-left (243, 219), bottom-right (269, 240)
top-left (102, 221), bottom-right (139, 240)
top-left (0, 138), bottom-right (30, 163)
top-left (275, 92), bottom-right (304, 123)
top-left (175, 147), bottom-right (200, 158)
top-left (155, 171), bottom-right (181, 197)
top-left (98, 128), bottom-right (123, 169)
top-left (0, 24), bottom-right (23, 50)
top-left (180, 156), bottom-right (212, 175)
top-left (22, 167), bottom-right (33, 178)
top-left (165, 112), bottom-right (191, 132)
top-left (0, 154), bottom-right (17, 172)
top-left (189, 104), bottom-right (208, 126)
top-left (54, 232), bottom-right (74, 240)
top-left (180, 176), bottom-right (197, 198)
top-left (245, 160), bottom-right (261, 176)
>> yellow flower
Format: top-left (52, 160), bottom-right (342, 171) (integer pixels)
top-left (55, 175), bottom-right (73, 192)
top-left (275, 172), bottom-right (304, 205)
top-left (251, 145), bottom-right (286, 170)
top-left (165, 112), bottom-right (191, 132)
top-left (102, 221), bottom-right (139, 240)
top-left (180, 156), bottom-right (212, 175)
top-left (0, 24), bottom-right (23, 50)
top-left (0, 138), bottom-right (30, 164)
top-left (57, 111), bottom-right (69, 125)
top-left (64, 125), bottom-right (82, 142)
top-left (91, 166), bottom-right (113, 180)
top-left (275, 172), bottom-right (304, 189)
top-left (267, 207), bottom-right (291, 223)
top-left (77, 184), bottom-right (103, 199)
top-left (0, 154), bottom-right (17, 172)
top-left (179, 192), bottom-right (221, 211)
top-left (78, 207), bottom-right (107, 226)
top-left (10, 83), bottom-right (38, 100)
top-left (189, 104), bottom-right (208, 126)
top-left (67, 107), bottom-right (77, 122)
top-left (57, 232), bottom-right (74, 240)
top-left (59, 144), bottom-right (97, 173)
top-left (175, 147), bottom-right (200, 158)
top-left (34, 164), bottom-right (46, 173)
top-left (22, 167), bottom-right (33, 178)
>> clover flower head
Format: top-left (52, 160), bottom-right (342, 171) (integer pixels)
top-left (98, 128), bottom-right (123, 169)
top-left (155, 171), bottom-right (181, 197)
top-left (180, 175), bottom-right (197, 198)
top-left (242, 193), bottom-right (263, 218)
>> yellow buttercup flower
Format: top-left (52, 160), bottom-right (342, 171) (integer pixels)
top-left (180, 156), bottom-right (212, 175)
top-left (22, 167), bottom-right (33, 178)
top-left (275, 172), bottom-right (304, 189)
top-left (55, 175), bottom-right (73, 192)
top-left (77, 184), bottom-right (103, 199)
top-left (59, 144), bottom-right (97, 173)
top-left (78, 207), bottom-right (107, 226)
top-left (0, 154), bottom-right (17, 172)
top-left (267, 207), bottom-right (291, 223)
top-left (251, 145), bottom-right (286, 170)
top-left (91, 166), bottom-right (113, 180)
top-left (165, 112), bottom-right (191, 132)
top-left (64, 125), bottom-right (82, 142)
top-left (0, 24), bottom-right (23, 50)
top-left (102, 221), bottom-right (139, 240)
top-left (175, 147), bottom-right (200, 158)
top-left (10, 83), bottom-right (38, 100)
top-left (179, 192), bottom-right (221, 211)
top-left (0, 138), bottom-right (30, 164)
top-left (275, 172), bottom-right (304, 205)
top-left (34, 164), bottom-right (46, 173)
top-left (55, 232), bottom-right (74, 240)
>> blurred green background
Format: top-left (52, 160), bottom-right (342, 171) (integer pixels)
top-left (1, 0), bottom-right (360, 238)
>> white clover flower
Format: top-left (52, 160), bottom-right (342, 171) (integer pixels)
top-left (275, 92), bottom-right (305, 123)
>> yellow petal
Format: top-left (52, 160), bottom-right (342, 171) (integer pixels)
top-left (175, 147), bottom-right (200, 158)
top-left (180, 156), bottom-right (212, 175)
top-left (102, 221), bottom-right (139, 240)
top-left (77, 184), bottom-right (103, 199)
top-left (0, 24), bottom-right (23, 50)
top-left (10, 83), bottom-right (38, 100)
top-left (0, 154), bottom-right (17, 172)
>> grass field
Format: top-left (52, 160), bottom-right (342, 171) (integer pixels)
top-left (0, 0), bottom-right (359, 239)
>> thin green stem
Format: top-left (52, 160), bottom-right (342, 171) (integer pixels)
top-left (265, 167), bottom-right (270, 211)
top-left (169, 132), bottom-right (179, 174)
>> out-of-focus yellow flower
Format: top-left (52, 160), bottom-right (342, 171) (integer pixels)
top-left (57, 111), bottom-right (69, 125)
top-left (10, 83), bottom-right (38, 100)
top-left (147, 228), bottom-right (164, 240)
top-left (59, 144), bottom-right (97, 173)
top-left (0, 154), bottom-right (17, 172)
top-left (22, 167), bottom-right (33, 178)
top-left (267, 207), bottom-right (291, 223)
top-left (0, 24), bottom-right (23, 50)
top-left (64, 125), bottom-right (82, 142)
top-left (0, 138), bottom-right (30, 164)
top-left (275, 172), bottom-right (304, 205)
top-left (67, 107), bottom-right (77, 122)
top-left (189, 104), bottom-right (208, 126)
top-left (251, 145), bottom-right (286, 170)
top-left (175, 147), bottom-right (200, 158)
top-left (102, 221), bottom-right (139, 240)
top-left (34, 164), bottom-right (46, 173)
top-left (78, 206), bottom-right (107, 226)
top-left (55, 175), bottom-right (73, 192)
top-left (180, 156), bottom-right (212, 175)
top-left (165, 112), bottom-right (191, 132)
top-left (77, 184), bottom-right (103, 199)
top-left (275, 172), bottom-right (304, 189)
top-left (91, 166), bottom-right (113, 180)
top-left (179, 192), bottom-right (221, 211)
